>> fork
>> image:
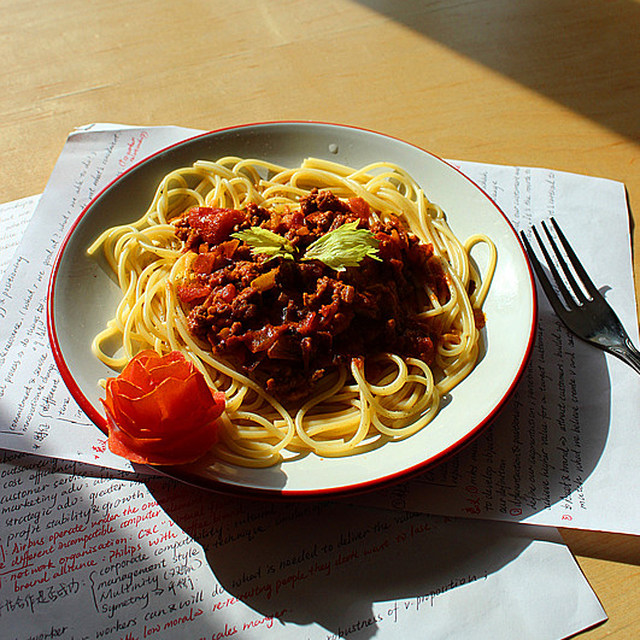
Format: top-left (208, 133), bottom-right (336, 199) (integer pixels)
top-left (520, 217), bottom-right (640, 374)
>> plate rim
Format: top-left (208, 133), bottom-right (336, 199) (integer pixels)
top-left (47, 119), bottom-right (538, 498)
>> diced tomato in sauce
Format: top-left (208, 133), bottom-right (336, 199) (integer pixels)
top-left (347, 197), bottom-right (371, 219)
top-left (187, 207), bottom-right (246, 245)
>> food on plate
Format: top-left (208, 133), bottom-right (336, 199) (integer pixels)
top-left (88, 157), bottom-right (495, 467)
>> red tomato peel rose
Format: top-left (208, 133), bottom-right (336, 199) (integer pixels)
top-left (101, 350), bottom-right (226, 465)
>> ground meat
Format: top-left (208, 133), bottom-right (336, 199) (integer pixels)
top-left (174, 190), bottom-right (449, 401)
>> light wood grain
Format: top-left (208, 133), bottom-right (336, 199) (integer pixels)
top-left (1, 1), bottom-right (638, 637)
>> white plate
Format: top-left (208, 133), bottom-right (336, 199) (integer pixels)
top-left (48, 122), bottom-right (536, 498)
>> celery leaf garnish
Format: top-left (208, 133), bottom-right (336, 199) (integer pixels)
top-left (231, 227), bottom-right (296, 260)
top-left (303, 221), bottom-right (380, 272)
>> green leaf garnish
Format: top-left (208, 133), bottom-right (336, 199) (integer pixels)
top-left (232, 221), bottom-right (380, 271)
top-left (303, 221), bottom-right (380, 272)
top-left (231, 227), bottom-right (296, 260)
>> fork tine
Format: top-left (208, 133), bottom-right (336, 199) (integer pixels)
top-left (519, 230), bottom-right (571, 321)
top-left (548, 217), bottom-right (600, 300)
top-left (539, 219), bottom-right (589, 306)
top-left (529, 224), bottom-right (577, 309)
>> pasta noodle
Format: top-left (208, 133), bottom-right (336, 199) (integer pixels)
top-left (87, 157), bottom-right (496, 467)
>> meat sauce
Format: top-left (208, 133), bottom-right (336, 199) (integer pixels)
top-left (174, 190), bottom-right (450, 401)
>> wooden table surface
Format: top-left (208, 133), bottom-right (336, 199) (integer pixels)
top-left (2, 1), bottom-right (638, 637)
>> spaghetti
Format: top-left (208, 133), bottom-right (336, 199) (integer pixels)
top-left (87, 157), bottom-right (496, 467)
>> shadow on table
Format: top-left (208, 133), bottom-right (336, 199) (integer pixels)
top-left (146, 481), bottom-right (531, 639)
top-left (352, 0), bottom-right (640, 143)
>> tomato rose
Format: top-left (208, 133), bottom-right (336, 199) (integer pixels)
top-left (101, 350), bottom-right (225, 465)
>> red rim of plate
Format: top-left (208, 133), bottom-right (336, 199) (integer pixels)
top-left (47, 120), bottom-right (538, 500)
